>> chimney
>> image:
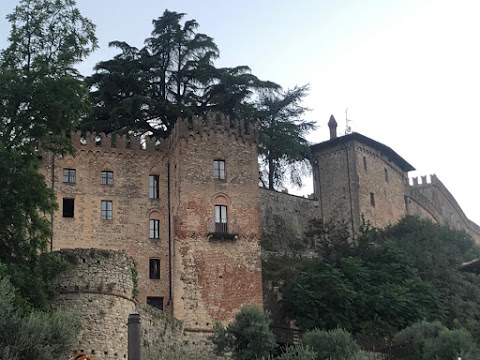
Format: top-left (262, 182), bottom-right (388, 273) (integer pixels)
top-left (328, 115), bottom-right (337, 139)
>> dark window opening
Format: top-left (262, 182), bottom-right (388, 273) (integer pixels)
top-left (63, 198), bottom-right (74, 218)
top-left (63, 169), bottom-right (76, 184)
top-left (384, 168), bottom-right (389, 182)
top-left (101, 200), bottom-right (113, 220)
top-left (214, 160), bottom-right (225, 179)
top-left (149, 175), bottom-right (159, 199)
top-left (101, 171), bottom-right (113, 185)
top-left (150, 219), bottom-right (160, 239)
top-left (147, 296), bottom-right (164, 310)
top-left (215, 205), bottom-right (228, 233)
top-left (370, 192), bottom-right (375, 207)
top-left (363, 156), bottom-right (367, 171)
top-left (149, 259), bottom-right (160, 279)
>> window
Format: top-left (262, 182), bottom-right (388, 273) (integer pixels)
top-left (149, 175), bottom-right (159, 199)
top-left (149, 219), bottom-right (160, 239)
top-left (215, 205), bottom-right (228, 233)
top-left (384, 168), bottom-right (389, 182)
top-left (101, 200), bottom-right (113, 220)
top-left (63, 169), bottom-right (76, 184)
top-left (363, 156), bottom-right (367, 171)
top-left (101, 171), bottom-right (113, 185)
top-left (147, 296), bottom-right (164, 310)
top-left (149, 259), bottom-right (160, 279)
top-left (63, 198), bottom-right (74, 218)
top-left (370, 192), bottom-right (375, 207)
top-left (214, 160), bottom-right (225, 179)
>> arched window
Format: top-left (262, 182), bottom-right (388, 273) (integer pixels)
top-left (149, 211), bottom-right (161, 240)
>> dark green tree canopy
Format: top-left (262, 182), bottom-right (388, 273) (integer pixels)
top-left (257, 85), bottom-right (316, 190)
top-left (84, 9), bottom-right (278, 139)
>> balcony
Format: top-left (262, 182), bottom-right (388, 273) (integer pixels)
top-left (207, 220), bottom-right (239, 241)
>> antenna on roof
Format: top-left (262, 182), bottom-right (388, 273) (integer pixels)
top-left (345, 108), bottom-right (352, 134)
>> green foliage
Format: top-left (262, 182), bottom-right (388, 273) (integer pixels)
top-left (280, 216), bottom-right (480, 336)
top-left (393, 320), bottom-right (447, 360)
top-left (423, 329), bottom-right (480, 360)
top-left (210, 306), bottom-right (276, 360)
top-left (302, 328), bottom-right (363, 360)
top-left (85, 9), bottom-right (277, 139)
top-left (257, 85), bottom-right (316, 190)
top-left (274, 344), bottom-right (317, 360)
top-left (0, 277), bottom-right (78, 360)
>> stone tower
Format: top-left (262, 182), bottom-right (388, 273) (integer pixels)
top-left (42, 113), bottom-right (263, 333)
top-left (310, 124), bottom-right (415, 234)
top-left (168, 114), bottom-right (263, 333)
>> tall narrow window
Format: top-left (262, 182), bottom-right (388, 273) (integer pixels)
top-left (101, 200), bottom-right (113, 220)
top-left (215, 205), bottom-right (228, 233)
top-left (149, 175), bottom-right (159, 199)
top-left (101, 171), bottom-right (113, 185)
top-left (363, 156), bottom-right (367, 171)
top-left (63, 198), bottom-right (74, 218)
top-left (149, 259), bottom-right (160, 279)
top-left (370, 193), bottom-right (375, 207)
top-left (149, 219), bottom-right (160, 239)
top-left (384, 168), bottom-right (389, 182)
top-left (63, 169), bottom-right (76, 184)
top-left (214, 160), bottom-right (225, 179)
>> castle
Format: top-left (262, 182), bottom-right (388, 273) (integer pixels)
top-left (41, 113), bottom-right (480, 356)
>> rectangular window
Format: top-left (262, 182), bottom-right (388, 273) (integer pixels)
top-left (363, 156), bottom-right (367, 171)
top-left (147, 296), bottom-right (164, 310)
top-left (370, 192), bottom-right (375, 207)
top-left (149, 219), bottom-right (160, 239)
top-left (101, 200), bottom-right (113, 220)
top-left (214, 160), bottom-right (225, 179)
top-left (384, 168), bottom-right (389, 182)
top-left (149, 175), bottom-right (159, 199)
top-left (215, 205), bottom-right (228, 233)
top-left (63, 198), bottom-right (74, 218)
top-left (149, 259), bottom-right (160, 279)
top-left (63, 169), bottom-right (76, 184)
top-left (101, 171), bottom-right (113, 185)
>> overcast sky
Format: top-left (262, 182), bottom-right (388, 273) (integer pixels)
top-left (1, 0), bottom-right (479, 224)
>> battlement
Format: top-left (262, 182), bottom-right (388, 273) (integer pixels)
top-left (71, 131), bottom-right (165, 153)
top-left (408, 174), bottom-right (440, 186)
top-left (169, 112), bottom-right (258, 144)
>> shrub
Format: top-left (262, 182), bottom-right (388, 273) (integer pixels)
top-left (302, 328), bottom-right (362, 360)
top-left (210, 306), bottom-right (276, 360)
top-left (423, 329), bottom-right (480, 360)
top-left (275, 344), bottom-right (317, 360)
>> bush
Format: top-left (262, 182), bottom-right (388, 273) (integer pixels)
top-left (423, 329), bottom-right (480, 360)
top-left (392, 320), bottom-right (447, 360)
top-left (274, 344), bottom-right (317, 360)
top-left (210, 306), bottom-right (276, 360)
top-left (302, 328), bottom-right (362, 360)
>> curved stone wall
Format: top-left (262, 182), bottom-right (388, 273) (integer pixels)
top-left (51, 248), bottom-right (136, 360)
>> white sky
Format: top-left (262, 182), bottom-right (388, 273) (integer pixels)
top-left (1, 0), bottom-right (479, 224)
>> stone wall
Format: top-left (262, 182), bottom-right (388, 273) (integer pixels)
top-left (260, 189), bottom-right (319, 251)
top-left (407, 175), bottom-right (480, 243)
top-left (51, 248), bottom-right (136, 360)
top-left (170, 114), bottom-right (263, 331)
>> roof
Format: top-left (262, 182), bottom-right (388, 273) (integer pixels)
top-left (310, 132), bottom-right (415, 172)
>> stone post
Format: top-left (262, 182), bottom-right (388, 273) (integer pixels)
top-left (128, 313), bottom-right (141, 360)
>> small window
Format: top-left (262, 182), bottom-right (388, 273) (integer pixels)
top-left (101, 200), bottom-right (113, 220)
top-left (149, 259), bottom-right (160, 279)
top-left (370, 193), bottom-right (375, 207)
top-left (101, 171), bottom-right (113, 185)
top-left (363, 156), bottom-right (367, 171)
top-left (149, 219), bottom-right (160, 239)
top-left (147, 296), bottom-right (164, 310)
top-left (214, 160), bottom-right (225, 179)
top-left (149, 175), bottom-right (159, 199)
top-left (63, 198), bottom-right (74, 218)
top-left (63, 169), bottom-right (76, 184)
top-left (214, 205), bottom-right (228, 233)
top-left (384, 168), bottom-right (389, 182)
